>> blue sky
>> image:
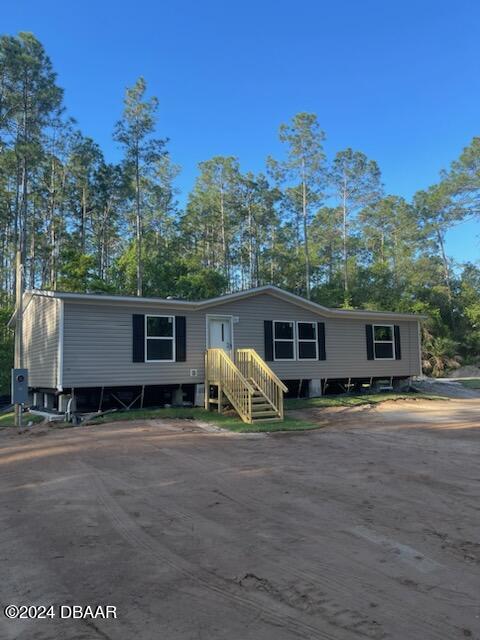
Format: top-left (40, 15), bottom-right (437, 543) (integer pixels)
top-left (5, 0), bottom-right (480, 263)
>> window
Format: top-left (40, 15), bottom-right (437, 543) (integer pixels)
top-left (273, 321), bottom-right (295, 360)
top-left (146, 315), bottom-right (175, 362)
top-left (297, 322), bottom-right (318, 360)
top-left (373, 324), bottom-right (395, 360)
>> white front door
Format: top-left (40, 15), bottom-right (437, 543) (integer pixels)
top-left (207, 316), bottom-right (233, 353)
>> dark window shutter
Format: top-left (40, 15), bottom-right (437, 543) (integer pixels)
top-left (132, 314), bottom-right (145, 362)
top-left (175, 316), bottom-right (186, 362)
top-left (394, 325), bottom-right (402, 360)
top-left (264, 321), bottom-right (273, 361)
top-left (317, 322), bottom-right (326, 360)
top-left (366, 324), bottom-right (374, 360)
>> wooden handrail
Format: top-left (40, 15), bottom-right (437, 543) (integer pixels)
top-left (235, 348), bottom-right (287, 420)
top-left (205, 349), bottom-right (255, 423)
top-left (205, 348), bottom-right (286, 423)
top-left (236, 349), bottom-right (288, 392)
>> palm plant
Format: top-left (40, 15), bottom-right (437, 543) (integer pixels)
top-left (422, 327), bottom-right (462, 377)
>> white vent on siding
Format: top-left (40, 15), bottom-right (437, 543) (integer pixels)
top-left (190, 369), bottom-right (198, 377)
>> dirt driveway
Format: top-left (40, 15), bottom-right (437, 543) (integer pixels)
top-left (0, 399), bottom-right (479, 640)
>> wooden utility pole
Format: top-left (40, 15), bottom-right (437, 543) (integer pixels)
top-left (14, 250), bottom-right (24, 428)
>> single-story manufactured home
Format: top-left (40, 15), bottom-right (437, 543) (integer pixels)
top-left (15, 285), bottom-right (423, 423)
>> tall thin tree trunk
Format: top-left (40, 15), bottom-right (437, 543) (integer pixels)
top-left (100, 203), bottom-right (110, 280)
top-left (342, 176), bottom-right (348, 301)
top-left (254, 226), bottom-right (260, 287)
top-left (294, 210), bottom-right (301, 257)
top-left (270, 226), bottom-right (276, 283)
top-left (49, 156), bottom-right (57, 289)
top-left (248, 200), bottom-right (254, 288)
top-left (301, 160), bottom-right (311, 299)
top-left (437, 229), bottom-right (452, 303)
top-left (220, 183), bottom-right (228, 287)
top-left (29, 201), bottom-right (35, 289)
top-left (328, 241), bottom-right (333, 285)
top-left (20, 81), bottom-right (29, 268)
top-left (392, 228), bottom-right (398, 287)
top-left (20, 156), bottom-right (28, 268)
top-left (1, 222), bottom-right (7, 293)
top-left (81, 185), bottom-right (87, 253)
top-left (135, 143), bottom-right (142, 296)
top-left (14, 162), bottom-right (20, 273)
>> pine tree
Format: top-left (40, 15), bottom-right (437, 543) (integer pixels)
top-left (329, 148), bottom-right (382, 305)
top-left (267, 113), bottom-right (326, 299)
top-left (114, 77), bottom-right (167, 296)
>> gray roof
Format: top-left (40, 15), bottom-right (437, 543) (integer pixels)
top-left (14, 285), bottom-right (425, 322)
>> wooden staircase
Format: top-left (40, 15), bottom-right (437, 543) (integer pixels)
top-left (205, 348), bottom-right (288, 424)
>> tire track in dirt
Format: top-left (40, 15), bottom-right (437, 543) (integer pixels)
top-left (153, 441), bottom-right (471, 640)
top-left (89, 464), bottom-right (386, 639)
top-left (88, 443), bottom-right (451, 640)
top-left (81, 460), bottom-right (353, 640)
top-left (0, 489), bottom-right (114, 640)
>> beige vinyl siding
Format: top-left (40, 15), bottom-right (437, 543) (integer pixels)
top-left (205, 294), bottom-right (420, 378)
top-left (62, 293), bottom-right (421, 388)
top-left (63, 301), bottom-right (203, 387)
top-left (23, 295), bottom-right (59, 388)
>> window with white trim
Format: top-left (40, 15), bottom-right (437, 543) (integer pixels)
top-left (297, 322), bottom-right (318, 360)
top-left (373, 324), bottom-right (395, 360)
top-left (273, 321), bottom-right (295, 360)
top-left (146, 315), bottom-right (175, 362)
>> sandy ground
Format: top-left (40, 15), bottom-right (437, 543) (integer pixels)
top-left (0, 399), bottom-right (479, 640)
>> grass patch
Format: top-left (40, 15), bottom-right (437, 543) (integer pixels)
top-left (0, 411), bottom-right (45, 427)
top-left (285, 391), bottom-right (443, 410)
top-left (83, 391), bottom-right (444, 433)
top-left (0, 392), bottom-right (445, 432)
top-left (88, 406), bottom-right (319, 433)
top-left (456, 378), bottom-right (480, 389)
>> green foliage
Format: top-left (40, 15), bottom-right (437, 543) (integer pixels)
top-left (57, 250), bottom-right (115, 293)
top-left (175, 268), bottom-right (228, 300)
top-left (0, 307), bottom-right (14, 395)
top-left (267, 113), bottom-right (327, 297)
top-left (0, 411), bottom-right (44, 427)
top-left (113, 76), bottom-right (169, 296)
top-left (458, 379), bottom-right (480, 389)
top-left (0, 31), bottom-right (478, 391)
top-left (112, 233), bottom-right (228, 300)
top-left (422, 332), bottom-right (462, 377)
top-left (330, 148), bottom-right (383, 299)
top-left (444, 137), bottom-right (480, 218)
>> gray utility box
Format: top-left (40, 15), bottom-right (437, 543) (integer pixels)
top-left (11, 368), bottom-right (28, 404)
